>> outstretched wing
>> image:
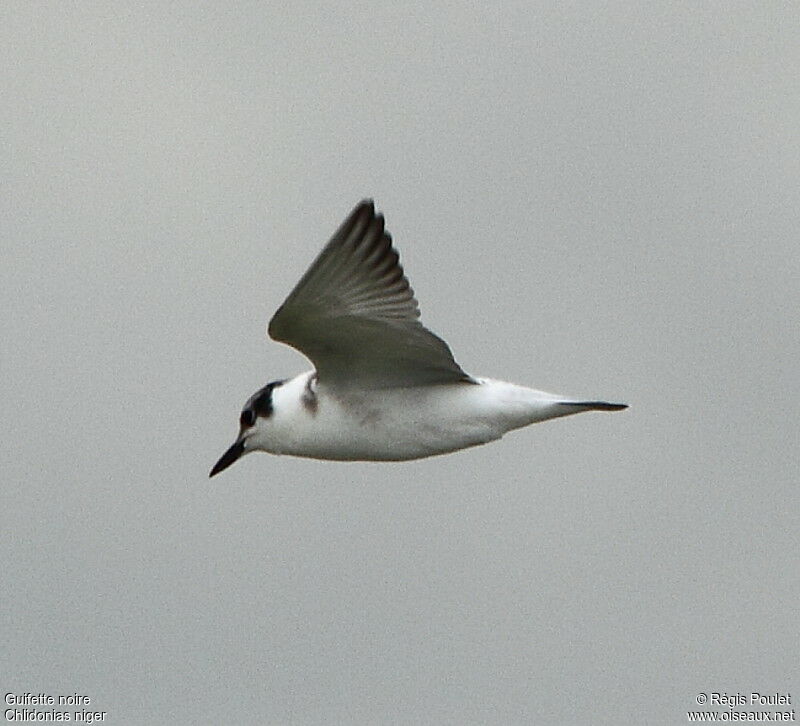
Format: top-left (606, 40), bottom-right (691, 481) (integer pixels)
top-left (267, 200), bottom-right (472, 388)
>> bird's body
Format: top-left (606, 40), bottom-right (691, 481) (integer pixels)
top-left (246, 371), bottom-right (619, 462)
top-left (211, 200), bottom-right (626, 476)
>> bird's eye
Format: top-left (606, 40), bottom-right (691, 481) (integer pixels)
top-left (240, 409), bottom-right (255, 428)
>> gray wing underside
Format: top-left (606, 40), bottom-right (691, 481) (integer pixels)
top-left (268, 200), bottom-right (472, 388)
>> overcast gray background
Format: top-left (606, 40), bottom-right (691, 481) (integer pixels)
top-left (2, 2), bottom-right (798, 724)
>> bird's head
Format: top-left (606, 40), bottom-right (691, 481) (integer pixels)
top-left (209, 379), bottom-right (285, 477)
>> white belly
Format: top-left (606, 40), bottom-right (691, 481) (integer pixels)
top-left (264, 375), bottom-right (571, 462)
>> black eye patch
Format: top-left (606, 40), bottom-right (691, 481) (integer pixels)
top-left (252, 390), bottom-right (274, 417)
top-left (252, 380), bottom-right (285, 418)
top-left (241, 379), bottom-right (285, 424)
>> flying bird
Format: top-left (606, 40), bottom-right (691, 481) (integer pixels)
top-left (210, 201), bottom-right (626, 476)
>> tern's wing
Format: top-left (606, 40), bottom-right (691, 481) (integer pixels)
top-left (267, 200), bottom-right (472, 389)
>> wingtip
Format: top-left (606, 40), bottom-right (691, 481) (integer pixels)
top-left (346, 199), bottom-right (376, 226)
top-left (595, 402), bottom-right (628, 411)
top-left (563, 401), bottom-right (629, 412)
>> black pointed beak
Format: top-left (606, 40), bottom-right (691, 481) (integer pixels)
top-left (209, 439), bottom-right (246, 478)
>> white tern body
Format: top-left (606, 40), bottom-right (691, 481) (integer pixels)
top-left (252, 371), bottom-right (610, 462)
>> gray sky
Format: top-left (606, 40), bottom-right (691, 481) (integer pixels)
top-left (2, 2), bottom-right (798, 724)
